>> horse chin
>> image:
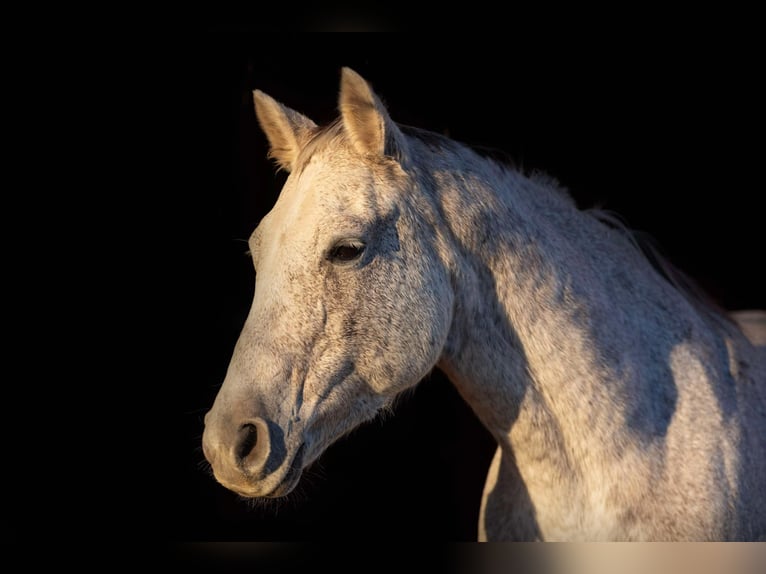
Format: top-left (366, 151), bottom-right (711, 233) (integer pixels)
top-left (262, 473), bottom-right (301, 498)
top-left (254, 442), bottom-right (307, 499)
top-left (214, 443), bottom-right (306, 499)
top-left (261, 445), bottom-right (305, 498)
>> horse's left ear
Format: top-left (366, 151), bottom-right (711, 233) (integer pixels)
top-left (339, 67), bottom-right (408, 162)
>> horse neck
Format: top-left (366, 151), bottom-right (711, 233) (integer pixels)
top-left (424, 147), bottom-right (713, 456)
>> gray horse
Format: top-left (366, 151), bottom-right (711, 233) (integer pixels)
top-left (202, 67), bottom-right (766, 540)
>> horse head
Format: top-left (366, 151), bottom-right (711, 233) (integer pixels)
top-left (202, 68), bottom-right (454, 497)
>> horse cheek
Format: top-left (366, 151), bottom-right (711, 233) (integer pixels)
top-left (379, 265), bottom-right (452, 391)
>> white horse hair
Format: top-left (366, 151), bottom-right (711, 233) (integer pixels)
top-left (202, 67), bottom-right (766, 540)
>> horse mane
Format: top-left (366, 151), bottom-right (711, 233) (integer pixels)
top-left (401, 123), bottom-right (735, 328)
top-left (583, 207), bottom-right (738, 329)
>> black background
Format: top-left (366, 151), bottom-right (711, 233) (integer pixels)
top-left (162, 31), bottom-right (763, 545)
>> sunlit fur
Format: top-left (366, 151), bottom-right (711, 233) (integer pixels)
top-left (202, 67), bottom-right (766, 540)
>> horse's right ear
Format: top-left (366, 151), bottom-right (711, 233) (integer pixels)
top-left (253, 90), bottom-right (318, 172)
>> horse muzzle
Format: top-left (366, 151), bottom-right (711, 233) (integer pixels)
top-left (202, 414), bottom-right (304, 497)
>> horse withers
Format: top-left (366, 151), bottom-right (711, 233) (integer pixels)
top-left (202, 67), bottom-right (766, 540)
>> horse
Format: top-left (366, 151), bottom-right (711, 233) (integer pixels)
top-left (201, 67), bottom-right (766, 541)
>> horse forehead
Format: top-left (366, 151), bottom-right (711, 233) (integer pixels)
top-left (271, 154), bottom-right (382, 231)
top-left (301, 150), bottom-right (381, 207)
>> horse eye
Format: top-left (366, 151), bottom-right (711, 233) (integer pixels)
top-left (329, 241), bottom-right (365, 262)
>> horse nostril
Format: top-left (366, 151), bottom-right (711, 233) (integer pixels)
top-left (236, 423), bottom-right (259, 460)
top-left (231, 417), bottom-right (286, 478)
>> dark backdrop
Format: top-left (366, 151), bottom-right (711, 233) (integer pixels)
top-left (165, 33), bottom-right (763, 543)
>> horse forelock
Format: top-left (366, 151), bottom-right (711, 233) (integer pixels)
top-left (292, 118), bottom-right (348, 175)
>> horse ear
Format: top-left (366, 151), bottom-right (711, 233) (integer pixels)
top-left (339, 67), bottom-right (407, 161)
top-left (253, 89), bottom-right (318, 172)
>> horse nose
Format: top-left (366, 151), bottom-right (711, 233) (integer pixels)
top-left (203, 415), bottom-right (287, 482)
